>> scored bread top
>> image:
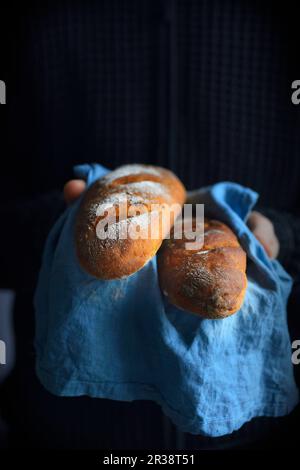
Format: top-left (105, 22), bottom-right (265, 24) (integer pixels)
top-left (158, 219), bottom-right (247, 319)
top-left (75, 164), bottom-right (186, 279)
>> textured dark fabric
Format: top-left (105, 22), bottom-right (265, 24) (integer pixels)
top-left (2, 1), bottom-right (300, 202)
top-left (2, 0), bottom-right (300, 267)
top-left (0, 192), bottom-right (65, 290)
top-left (1, 0), bottom-right (300, 450)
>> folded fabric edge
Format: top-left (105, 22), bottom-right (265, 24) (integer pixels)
top-left (36, 364), bottom-right (299, 438)
top-left (73, 163), bottom-right (110, 185)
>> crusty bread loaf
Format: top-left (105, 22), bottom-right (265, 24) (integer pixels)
top-left (75, 164), bottom-right (186, 279)
top-left (157, 219), bottom-right (247, 319)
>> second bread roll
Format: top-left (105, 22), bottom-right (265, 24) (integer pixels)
top-left (158, 219), bottom-right (247, 319)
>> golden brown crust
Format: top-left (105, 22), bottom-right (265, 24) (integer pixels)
top-left (75, 164), bottom-right (186, 279)
top-left (157, 219), bottom-right (247, 319)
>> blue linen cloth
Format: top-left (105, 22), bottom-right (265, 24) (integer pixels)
top-left (34, 163), bottom-right (298, 437)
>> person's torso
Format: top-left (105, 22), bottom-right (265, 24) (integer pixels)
top-left (5, 0), bottom-right (300, 208)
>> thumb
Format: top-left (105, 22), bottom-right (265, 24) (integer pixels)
top-left (64, 179), bottom-right (86, 205)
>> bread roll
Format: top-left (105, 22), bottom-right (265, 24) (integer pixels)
top-left (75, 164), bottom-right (186, 279)
top-left (157, 219), bottom-right (247, 319)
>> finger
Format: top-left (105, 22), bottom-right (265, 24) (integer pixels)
top-left (252, 230), bottom-right (279, 259)
top-left (253, 232), bottom-right (273, 258)
top-left (246, 211), bottom-right (262, 230)
top-left (267, 236), bottom-right (280, 259)
top-left (64, 179), bottom-right (86, 205)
